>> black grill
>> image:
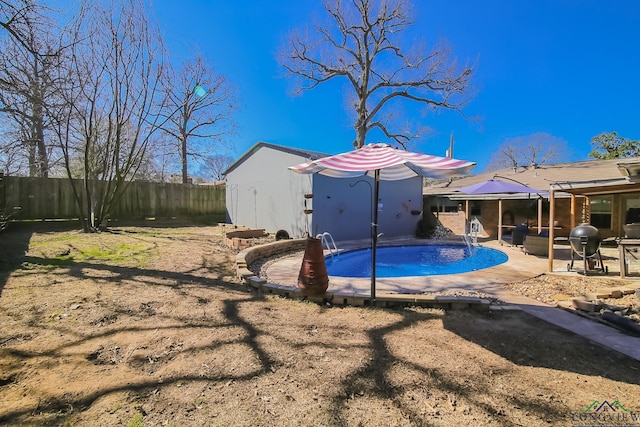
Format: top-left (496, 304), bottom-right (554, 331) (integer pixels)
top-left (567, 224), bottom-right (607, 275)
top-left (569, 223), bottom-right (601, 257)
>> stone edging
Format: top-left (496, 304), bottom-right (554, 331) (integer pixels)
top-left (235, 239), bottom-right (496, 311)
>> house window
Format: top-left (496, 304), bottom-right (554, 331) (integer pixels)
top-left (470, 204), bottom-right (481, 216)
top-left (590, 196), bottom-right (612, 229)
top-left (623, 194), bottom-right (640, 224)
top-left (429, 199), bottom-right (460, 213)
top-left (430, 204), bottom-right (459, 213)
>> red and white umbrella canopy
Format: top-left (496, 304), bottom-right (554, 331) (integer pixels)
top-left (289, 143), bottom-right (475, 180)
top-left (289, 143), bottom-right (475, 306)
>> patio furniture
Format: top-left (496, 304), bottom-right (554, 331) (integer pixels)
top-left (511, 224), bottom-right (528, 246)
top-left (524, 234), bottom-right (549, 256)
top-left (618, 238), bottom-right (640, 278)
top-left (624, 208), bottom-right (640, 238)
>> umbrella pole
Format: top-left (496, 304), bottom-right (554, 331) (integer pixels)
top-left (370, 169), bottom-right (380, 307)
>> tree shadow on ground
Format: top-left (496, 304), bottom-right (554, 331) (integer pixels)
top-left (325, 306), bottom-right (640, 426)
top-left (2, 227), bottom-right (640, 425)
top-left (0, 229), bottom-right (33, 298)
top-left (443, 310), bottom-right (640, 382)
top-left (0, 254), bottom-right (270, 424)
top-left (329, 309), bottom-right (567, 426)
top-left (2, 288), bottom-right (640, 425)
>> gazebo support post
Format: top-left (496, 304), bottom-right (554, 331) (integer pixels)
top-left (548, 189), bottom-right (556, 272)
top-left (570, 194), bottom-right (577, 230)
top-left (538, 198), bottom-right (543, 235)
top-left (498, 199), bottom-right (503, 243)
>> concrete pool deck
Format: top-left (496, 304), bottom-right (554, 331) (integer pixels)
top-left (266, 239), bottom-right (549, 298)
top-left (261, 238), bottom-right (640, 361)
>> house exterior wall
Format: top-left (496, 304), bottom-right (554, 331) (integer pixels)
top-left (426, 196), bottom-right (581, 238)
top-left (225, 147), bottom-right (312, 238)
top-left (473, 198), bottom-right (577, 238)
top-left (429, 194), bottom-right (640, 240)
top-left (618, 193), bottom-right (640, 234)
top-left (311, 175), bottom-right (423, 241)
top-left (598, 192), bottom-right (640, 239)
top-left (432, 212), bottom-right (468, 235)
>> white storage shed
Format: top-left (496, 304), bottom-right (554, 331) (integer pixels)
top-left (223, 142), bottom-right (424, 242)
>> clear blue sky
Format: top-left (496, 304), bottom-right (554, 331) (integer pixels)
top-left (151, 0), bottom-right (640, 172)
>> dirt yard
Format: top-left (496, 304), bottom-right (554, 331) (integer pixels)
top-left (1, 225), bottom-right (639, 426)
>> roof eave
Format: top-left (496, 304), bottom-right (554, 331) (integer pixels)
top-left (222, 142), bottom-right (330, 176)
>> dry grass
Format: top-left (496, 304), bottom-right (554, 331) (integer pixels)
top-left (0, 225), bottom-right (639, 426)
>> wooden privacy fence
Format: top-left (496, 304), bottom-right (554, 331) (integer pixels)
top-left (0, 176), bottom-right (226, 221)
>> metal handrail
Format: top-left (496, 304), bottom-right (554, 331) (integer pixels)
top-left (316, 232), bottom-right (338, 257)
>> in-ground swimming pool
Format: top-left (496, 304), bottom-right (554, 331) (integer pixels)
top-left (325, 244), bottom-right (508, 278)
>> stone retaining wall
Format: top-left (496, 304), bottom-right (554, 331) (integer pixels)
top-left (226, 229), bottom-right (266, 239)
top-left (236, 238), bottom-right (306, 279)
top-left (224, 228), bottom-right (267, 250)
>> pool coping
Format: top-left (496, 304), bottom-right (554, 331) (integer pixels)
top-left (235, 236), bottom-right (549, 309)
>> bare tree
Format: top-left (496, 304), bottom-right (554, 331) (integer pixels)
top-left (0, 116), bottom-right (27, 174)
top-left (57, 0), bottom-right (167, 231)
top-left (0, 10), bottom-right (66, 177)
top-left (487, 132), bottom-right (570, 171)
top-left (0, 0), bottom-right (45, 52)
top-left (158, 54), bottom-right (237, 184)
top-left (279, 0), bottom-right (475, 149)
top-left (134, 132), bottom-right (177, 182)
top-left (487, 143), bottom-right (519, 172)
top-left (200, 153), bottom-right (234, 181)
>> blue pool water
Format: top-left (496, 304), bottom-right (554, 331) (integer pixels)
top-left (325, 245), bottom-right (508, 278)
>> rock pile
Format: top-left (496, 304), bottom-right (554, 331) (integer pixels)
top-left (555, 286), bottom-right (640, 335)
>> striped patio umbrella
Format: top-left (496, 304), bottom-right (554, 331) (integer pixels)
top-left (289, 143), bottom-right (476, 306)
top-left (289, 142), bottom-right (475, 180)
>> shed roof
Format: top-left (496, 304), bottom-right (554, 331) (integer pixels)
top-left (423, 157), bottom-right (640, 199)
top-left (223, 142), bottom-right (330, 176)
